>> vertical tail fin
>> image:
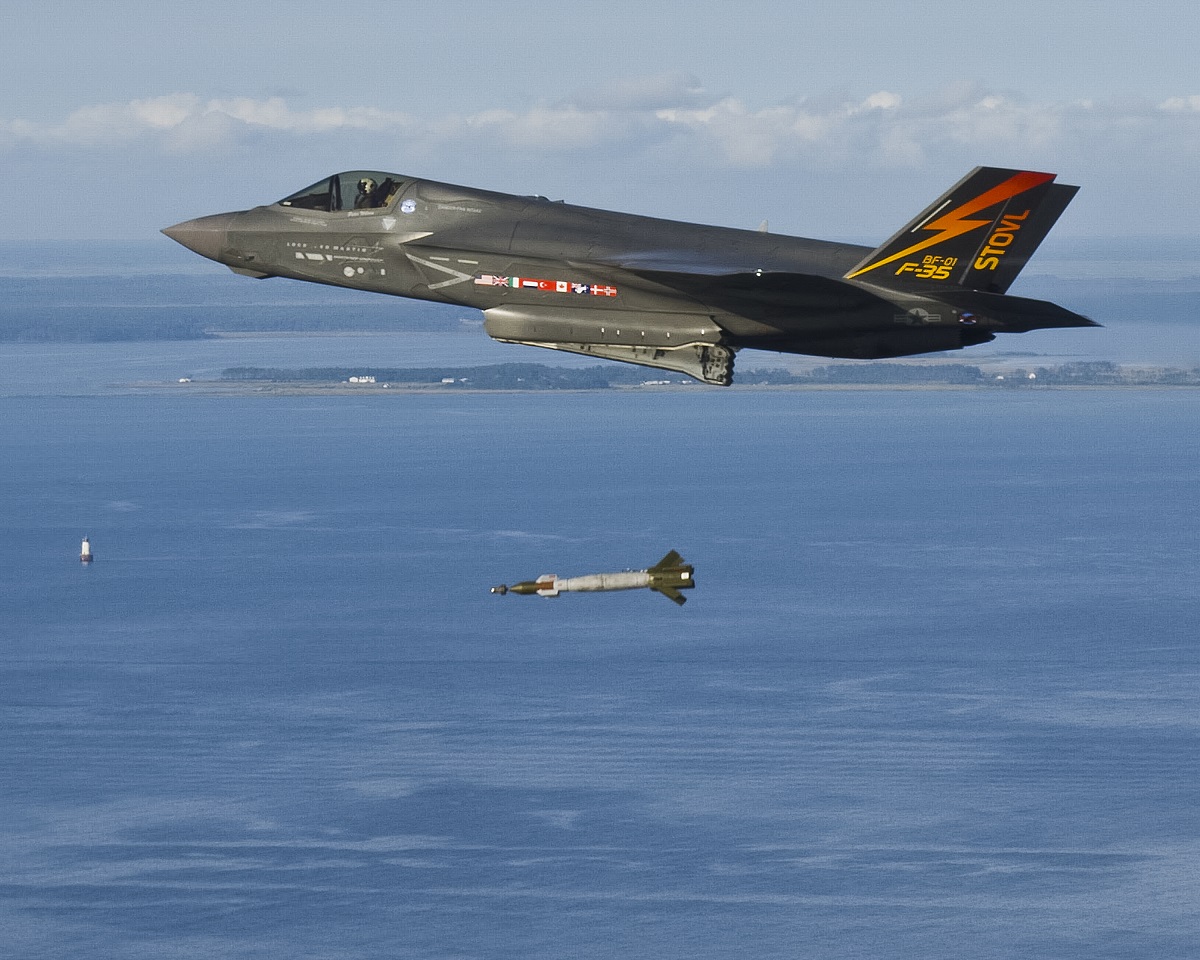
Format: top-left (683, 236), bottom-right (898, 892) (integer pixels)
top-left (844, 167), bottom-right (1078, 294)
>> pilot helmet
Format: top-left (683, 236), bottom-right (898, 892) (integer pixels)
top-left (359, 178), bottom-right (376, 193)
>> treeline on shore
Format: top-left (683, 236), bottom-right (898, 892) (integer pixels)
top-left (751, 361), bottom-right (1200, 386)
top-left (219, 360), bottom-right (1200, 389)
top-left (221, 363), bottom-right (653, 389)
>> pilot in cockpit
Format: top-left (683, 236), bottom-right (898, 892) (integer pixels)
top-left (354, 178), bottom-right (378, 209)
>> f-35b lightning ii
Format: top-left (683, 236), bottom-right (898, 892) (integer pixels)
top-left (163, 167), bottom-right (1093, 385)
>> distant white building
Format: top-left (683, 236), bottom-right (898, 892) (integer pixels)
top-left (348, 376), bottom-right (376, 384)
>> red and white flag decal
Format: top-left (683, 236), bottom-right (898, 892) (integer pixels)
top-left (474, 274), bottom-right (618, 296)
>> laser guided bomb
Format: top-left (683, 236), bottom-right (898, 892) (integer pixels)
top-left (491, 550), bottom-right (694, 606)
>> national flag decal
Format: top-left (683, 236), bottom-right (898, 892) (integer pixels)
top-left (474, 274), bottom-right (618, 296)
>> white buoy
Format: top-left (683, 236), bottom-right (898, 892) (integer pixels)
top-left (80, 536), bottom-right (93, 563)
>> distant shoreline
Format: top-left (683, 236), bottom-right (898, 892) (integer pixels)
top-left (196, 360), bottom-right (1200, 392)
top-left (127, 379), bottom-right (1200, 395)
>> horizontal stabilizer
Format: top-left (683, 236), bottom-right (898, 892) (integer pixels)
top-left (934, 288), bottom-right (1098, 331)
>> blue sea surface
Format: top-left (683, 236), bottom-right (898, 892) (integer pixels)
top-left (3, 346), bottom-right (1200, 958)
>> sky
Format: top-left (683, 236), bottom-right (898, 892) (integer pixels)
top-left (4, 0), bottom-right (1200, 240)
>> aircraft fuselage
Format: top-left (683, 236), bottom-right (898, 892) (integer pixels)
top-left (164, 168), bottom-right (1094, 384)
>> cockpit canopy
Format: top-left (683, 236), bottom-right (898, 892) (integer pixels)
top-left (278, 171), bottom-right (407, 213)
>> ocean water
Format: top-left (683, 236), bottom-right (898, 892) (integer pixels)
top-left (3, 344), bottom-right (1200, 959)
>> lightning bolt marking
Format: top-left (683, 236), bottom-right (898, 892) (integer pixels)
top-left (846, 171), bottom-right (1054, 280)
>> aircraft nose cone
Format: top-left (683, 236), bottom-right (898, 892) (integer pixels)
top-left (161, 213), bottom-right (234, 262)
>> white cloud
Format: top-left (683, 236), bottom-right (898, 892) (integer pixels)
top-left (1159, 95), bottom-right (1200, 112)
top-left (7, 86), bottom-right (1200, 172)
top-left (458, 104), bottom-right (621, 151)
top-left (657, 99), bottom-right (822, 167)
top-left (654, 92), bottom-right (904, 167)
top-left (10, 82), bottom-right (1200, 238)
top-left (1, 94), bottom-right (414, 150)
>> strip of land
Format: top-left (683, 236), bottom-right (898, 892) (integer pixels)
top-left (131, 360), bottom-right (1200, 392)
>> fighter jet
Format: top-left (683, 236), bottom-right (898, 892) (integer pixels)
top-left (491, 550), bottom-right (694, 605)
top-left (163, 167), bottom-right (1093, 385)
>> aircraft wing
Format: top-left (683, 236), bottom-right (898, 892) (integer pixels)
top-left (629, 266), bottom-right (1095, 330)
top-left (626, 268), bottom-right (886, 325)
top-left (484, 260), bottom-right (1092, 382)
top-left (568, 219), bottom-right (873, 281)
top-left (571, 242), bottom-right (868, 278)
